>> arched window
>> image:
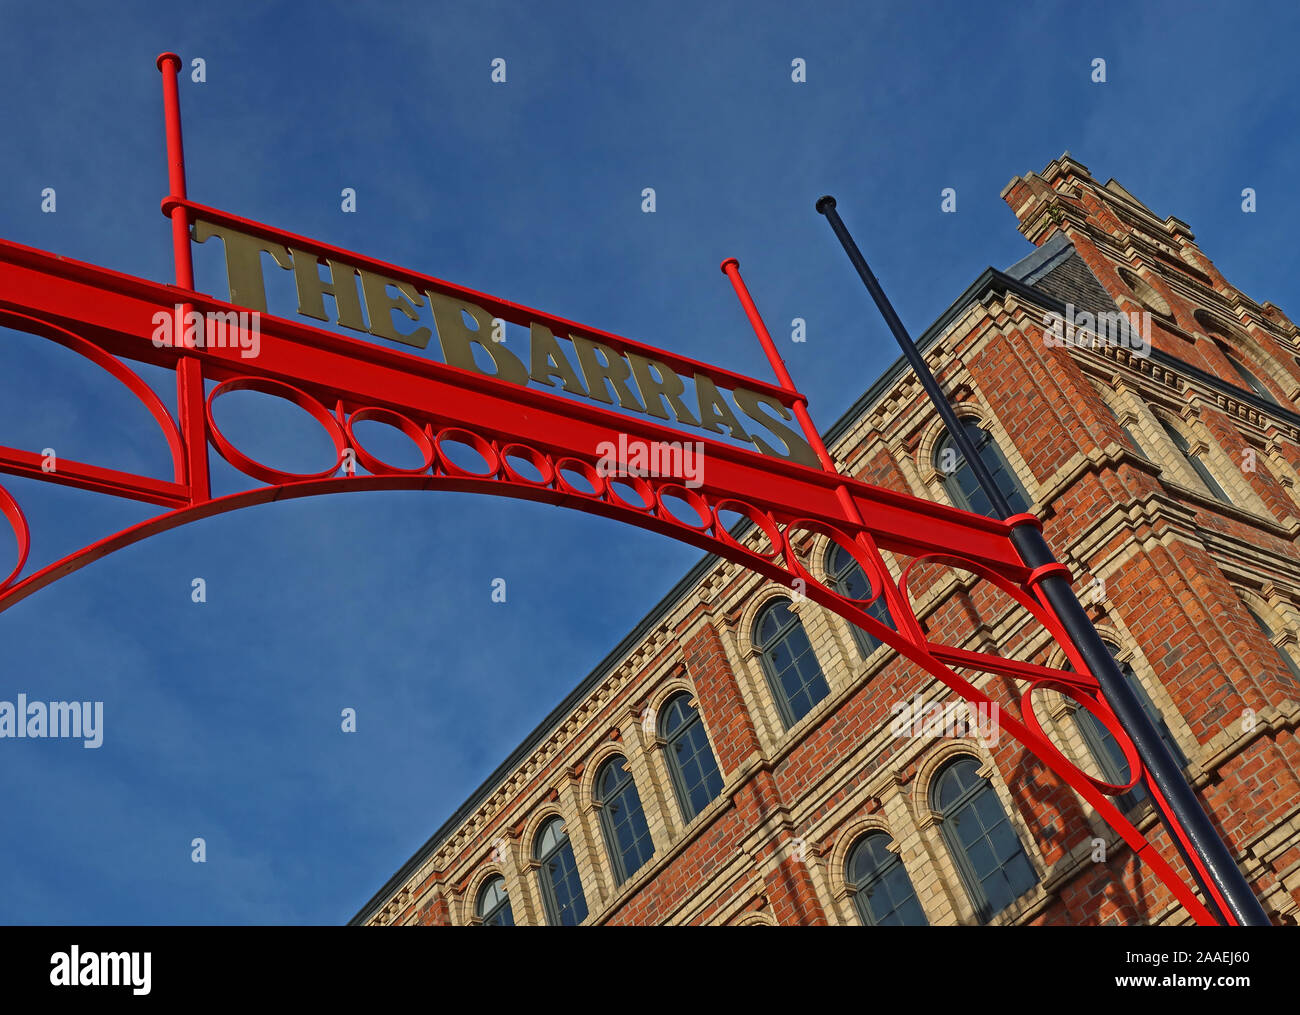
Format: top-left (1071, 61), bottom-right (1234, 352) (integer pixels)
top-left (753, 597), bottom-right (830, 728)
top-left (933, 420), bottom-right (1032, 518)
top-left (824, 543), bottom-right (894, 658)
top-left (1241, 599), bottom-right (1300, 686)
top-left (1118, 420), bottom-right (1148, 457)
top-left (1094, 392), bottom-right (1148, 457)
top-left (660, 693), bottom-right (723, 822)
top-left (932, 757), bottom-right (1038, 923)
top-left (1157, 417), bottom-right (1232, 504)
top-left (475, 875), bottom-right (513, 926)
top-left (846, 833), bottom-right (928, 926)
top-left (1222, 350), bottom-right (1278, 405)
top-left (534, 817), bottom-right (588, 926)
top-left (1072, 644), bottom-right (1189, 813)
top-left (1118, 266), bottom-right (1173, 319)
top-left (1196, 311), bottom-right (1281, 407)
top-left (594, 756), bottom-right (655, 884)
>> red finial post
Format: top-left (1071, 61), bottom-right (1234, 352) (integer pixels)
top-left (157, 52), bottom-right (210, 502)
top-left (719, 257), bottom-right (837, 474)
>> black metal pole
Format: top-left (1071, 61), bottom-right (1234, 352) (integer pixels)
top-left (815, 195), bottom-right (1270, 927)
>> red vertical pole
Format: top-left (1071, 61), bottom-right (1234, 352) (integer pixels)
top-left (157, 52), bottom-right (210, 504)
top-left (719, 258), bottom-right (920, 641)
top-left (720, 259), bottom-right (833, 469)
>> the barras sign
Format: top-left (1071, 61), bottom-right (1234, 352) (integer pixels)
top-left (188, 214), bottom-right (819, 468)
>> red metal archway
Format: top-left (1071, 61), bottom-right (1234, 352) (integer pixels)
top-left (0, 54), bottom-right (1230, 925)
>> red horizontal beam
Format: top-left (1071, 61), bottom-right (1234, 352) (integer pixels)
top-left (928, 642), bottom-right (1100, 691)
top-left (162, 197), bottom-right (802, 409)
top-left (0, 446), bottom-right (189, 508)
top-left (0, 239), bottom-right (1029, 577)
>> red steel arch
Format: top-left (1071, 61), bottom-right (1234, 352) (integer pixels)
top-left (0, 54), bottom-right (1225, 925)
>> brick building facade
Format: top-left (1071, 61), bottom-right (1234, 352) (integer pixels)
top-left (353, 154), bottom-right (1300, 927)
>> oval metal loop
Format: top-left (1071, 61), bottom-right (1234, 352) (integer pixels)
top-left (345, 406), bottom-right (436, 476)
top-left (206, 377), bottom-right (347, 485)
top-left (0, 483), bottom-right (31, 591)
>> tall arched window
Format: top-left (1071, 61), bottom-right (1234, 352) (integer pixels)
top-left (1118, 267), bottom-right (1173, 319)
top-left (1241, 599), bottom-right (1300, 686)
top-left (846, 833), bottom-right (928, 926)
top-left (933, 420), bottom-right (1032, 518)
top-left (475, 875), bottom-right (513, 926)
top-left (824, 543), bottom-right (894, 658)
top-left (660, 693), bottom-right (723, 823)
top-left (932, 757), bottom-right (1038, 923)
top-left (1157, 417), bottom-right (1232, 504)
top-left (1072, 644), bottom-right (1189, 813)
top-left (753, 597), bottom-right (830, 728)
top-left (1094, 392), bottom-right (1148, 457)
top-left (1118, 420), bottom-right (1148, 457)
top-left (534, 817), bottom-right (588, 926)
top-left (1222, 349), bottom-right (1278, 405)
top-left (1196, 311), bottom-right (1281, 407)
top-left (594, 756), bottom-right (655, 884)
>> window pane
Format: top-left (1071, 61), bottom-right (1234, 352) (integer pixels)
top-left (1159, 419), bottom-right (1231, 503)
top-left (1243, 602), bottom-right (1300, 686)
top-left (660, 695), bottom-right (689, 738)
top-left (1225, 355), bottom-right (1277, 404)
top-left (546, 841), bottom-right (587, 925)
top-left (847, 834), bottom-right (927, 927)
top-left (933, 760), bottom-right (1038, 922)
top-left (1119, 659), bottom-right (1188, 769)
top-left (664, 696), bottom-right (723, 822)
top-left (597, 758), bottom-right (655, 884)
top-left (1070, 644), bottom-right (1186, 796)
top-left (477, 875), bottom-right (514, 926)
top-left (754, 601), bottom-right (829, 727)
top-left (935, 422), bottom-right (1031, 518)
top-left (1074, 708), bottom-right (1149, 812)
top-left (535, 818), bottom-right (587, 926)
top-left (825, 544), bottom-right (895, 658)
top-left (534, 817), bottom-right (564, 858)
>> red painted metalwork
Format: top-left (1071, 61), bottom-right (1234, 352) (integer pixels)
top-left (157, 53), bottom-right (211, 504)
top-left (0, 54), bottom-right (1229, 925)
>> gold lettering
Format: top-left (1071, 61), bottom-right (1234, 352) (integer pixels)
top-left (426, 289), bottom-right (529, 384)
top-left (626, 353), bottom-right (699, 426)
top-left (192, 219), bottom-right (292, 313)
top-left (359, 269), bottom-right (431, 349)
top-left (733, 387), bottom-right (819, 466)
top-left (289, 250), bottom-right (369, 333)
top-left (570, 335), bottom-right (644, 411)
top-left (694, 374), bottom-right (751, 442)
top-left (528, 323), bottom-right (587, 393)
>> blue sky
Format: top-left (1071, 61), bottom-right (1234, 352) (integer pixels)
top-left (0, 0), bottom-right (1296, 924)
